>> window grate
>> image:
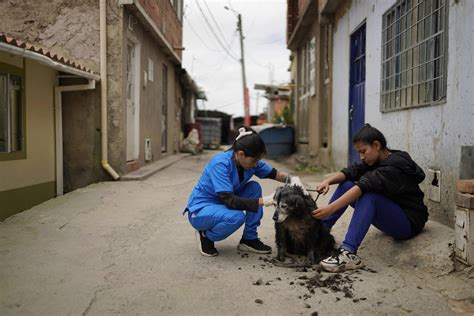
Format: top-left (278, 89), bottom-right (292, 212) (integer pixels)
top-left (380, 0), bottom-right (448, 112)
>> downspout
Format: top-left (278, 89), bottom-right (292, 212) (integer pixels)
top-left (100, 0), bottom-right (120, 180)
top-left (54, 80), bottom-right (96, 195)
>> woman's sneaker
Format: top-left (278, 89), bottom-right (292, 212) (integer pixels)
top-left (237, 238), bottom-right (272, 254)
top-left (320, 247), bottom-right (364, 272)
top-left (195, 230), bottom-right (218, 257)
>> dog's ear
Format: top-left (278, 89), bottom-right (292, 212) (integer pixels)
top-left (274, 186), bottom-right (284, 203)
top-left (292, 195), bottom-right (306, 216)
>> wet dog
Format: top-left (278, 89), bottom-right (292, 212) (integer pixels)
top-left (272, 185), bottom-right (335, 265)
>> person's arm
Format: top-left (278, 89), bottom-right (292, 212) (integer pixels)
top-left (275, 170), bottom-right (291, 183)
top-left (219, 192), bottom-right (260, 211)
top-left (316, 172), bottom-right (346, 194)
top-left (219, 192), bottom-right (275, 209)
top-left (312, 185), bottom-right (362, 219)
top-left (263, 168), bottom-right (290, 183)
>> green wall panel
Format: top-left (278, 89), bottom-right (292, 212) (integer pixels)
top-left (0, 181), bottom-right (55, 221)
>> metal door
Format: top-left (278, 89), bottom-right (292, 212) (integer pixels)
top-left (348, 23), bottom-right (366, 164)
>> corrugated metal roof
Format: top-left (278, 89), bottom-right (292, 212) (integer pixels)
top-left (0, 32), bottom-right (95, 75)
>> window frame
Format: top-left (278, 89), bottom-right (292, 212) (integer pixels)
top-left (0, 61), bottom-right (26, 161)
top-left (380, 0), bottom-right (449, 113)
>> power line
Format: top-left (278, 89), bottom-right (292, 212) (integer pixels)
top-left (203, 0), bottom-right (235, 52)
top-left (195, 0), bottom-right (239, 61)
top-left (184, 16), bottom-right (221, 52)
top-left (214, 98), bottom-right (243, 109)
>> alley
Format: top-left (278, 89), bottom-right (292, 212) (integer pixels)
top-left (1, 151), bottom-right (472, 315)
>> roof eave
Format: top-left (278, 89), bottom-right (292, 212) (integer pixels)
top-left (0, 42), bottom-right (100, 81)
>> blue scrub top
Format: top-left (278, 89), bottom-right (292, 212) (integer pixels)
top-left (186, 150), bottom-right (273, 213)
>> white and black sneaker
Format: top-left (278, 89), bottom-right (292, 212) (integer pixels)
top-left (320, 247), bottom-right (364, 272)
top-left (195, 230), bottom-right (218, 257)
top-left (237, 238), bottom-right (272, 254)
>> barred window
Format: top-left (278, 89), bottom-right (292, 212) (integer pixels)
top-left (0, 64), bottom-right (24, 156)
top-left (380, 0), bottom-right (448, 112)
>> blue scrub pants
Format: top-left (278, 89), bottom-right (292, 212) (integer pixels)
top-left (188, 181), bottom-right (263, 242)
top-left (322, 181), bottom-right (412, 253)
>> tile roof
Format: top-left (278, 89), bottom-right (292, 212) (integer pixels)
top-left (0, 32), bottom-right (95, 75)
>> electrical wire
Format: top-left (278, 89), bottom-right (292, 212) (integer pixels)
top-left (214, 98), bottom-right (243, 109)
top-left (203, 0), bottom-right (235, 52)
top-left (195, 0), bottom-right (239, 61)
top-left (184, 16), bottom-right (221, 52)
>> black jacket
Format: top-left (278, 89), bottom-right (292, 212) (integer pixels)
top-left (341, 150), bottom-right (428, 235)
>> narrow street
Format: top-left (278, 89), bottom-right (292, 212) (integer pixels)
top-left (1, 152), bottom-right (472, 315)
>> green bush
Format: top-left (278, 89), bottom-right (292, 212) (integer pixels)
top-left (271, 106), bottom-right (294, 125)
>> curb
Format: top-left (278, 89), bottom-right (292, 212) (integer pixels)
top-left (121, 153), bottom-right (191, 181)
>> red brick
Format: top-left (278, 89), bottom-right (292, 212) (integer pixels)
top-left (456, 193), bottom-right (474, 209)
top-left (457, 180), bottom-right (474, 194)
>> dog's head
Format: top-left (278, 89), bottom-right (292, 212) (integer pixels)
top-left (272, 185), bottom-right (316, 223)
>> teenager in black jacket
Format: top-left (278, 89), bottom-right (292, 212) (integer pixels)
top-left (312, 124), bottom-right (428, 272)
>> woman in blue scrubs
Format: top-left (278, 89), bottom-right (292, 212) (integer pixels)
top-left (185, 126), bottom-right (301, 257)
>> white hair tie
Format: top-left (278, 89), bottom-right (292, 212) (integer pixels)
top-left (235, 127), bottom-right (253, 141)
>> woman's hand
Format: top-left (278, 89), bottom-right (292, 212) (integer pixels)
top-left (311, 204), bottom-right (334, 219)
top-left (290, 176), bottom-right (309, 195)
top-left (261, 192), bottom-right (275, 207)
top-left (316, 181), bottom-right (330, 195)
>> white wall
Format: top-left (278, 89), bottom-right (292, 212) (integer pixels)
top-left (331, 0), bottom-right (474, 225)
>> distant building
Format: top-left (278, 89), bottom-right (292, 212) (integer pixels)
top-left (254, 84), bottom-right (291, 123)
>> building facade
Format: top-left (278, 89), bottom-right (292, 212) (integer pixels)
top-left (287, 0), bottom-right (474, 226)
top-left (287, 0), bottom-right (333, 167)
top-left (0, 0), bottom-right (199, 220)
top-left (329, 0), bottom-right (473, 226)
top-left (0, 34), bottom-right (99, 220)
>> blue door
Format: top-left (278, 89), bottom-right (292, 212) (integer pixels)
top-left (348, 23), bottom-right (366, 164)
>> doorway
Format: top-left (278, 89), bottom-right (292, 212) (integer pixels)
top-left (348, 23), bottom-right (366, 164)
top-left (126, 38), bottom-right (140, 162)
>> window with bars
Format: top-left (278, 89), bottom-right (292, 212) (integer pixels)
top-left (0, 63), bottom-right (24, 158)
top-left (380, 0), bottom-right (448, 112)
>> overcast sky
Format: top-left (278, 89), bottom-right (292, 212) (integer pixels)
top-left (182, 0), bottom-right (290, 118)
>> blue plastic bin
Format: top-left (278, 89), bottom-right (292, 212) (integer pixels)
top-left (252, 124), bottom-right (294, 158)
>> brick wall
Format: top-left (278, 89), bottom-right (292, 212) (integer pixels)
top-left (287, 0), bottom-right (299, 42)
top-left (137, 0), bottom-right (183, 59)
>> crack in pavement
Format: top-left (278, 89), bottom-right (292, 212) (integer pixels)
top-left (81, 286), bottom-right (110, 316)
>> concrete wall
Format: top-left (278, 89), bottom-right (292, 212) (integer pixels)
top-left (61, 87), bottom-right (104, 193)
top-left (124, 9), bottom-right (179, 165)
top-left (331, 0), bottom-right (474, 226)
top-left (0, 0), bottom-right (101, 73)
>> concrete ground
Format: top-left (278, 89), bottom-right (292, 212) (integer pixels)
top-left (1, 151), bottom-right (473, 315)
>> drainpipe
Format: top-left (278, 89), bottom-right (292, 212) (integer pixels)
top-left (100, 0), bottom-right (120, 180)
top-left (54, 80), bottom-right (96, 195)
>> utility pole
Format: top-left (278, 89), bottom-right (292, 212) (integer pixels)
top-left (256, 92), bottom-right (260, 115)
top-left (225, 6), bottom-right (250, 126)
top-left (236, 13), bottom-right (250, 126)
